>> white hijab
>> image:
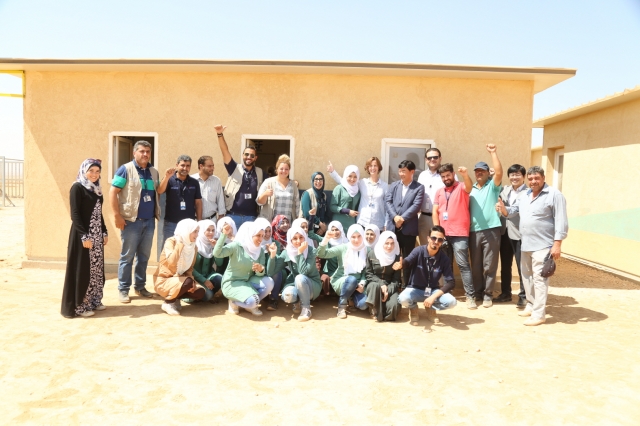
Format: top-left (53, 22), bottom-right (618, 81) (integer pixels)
top-left (196, 219), bottom-right (216, 258)
top-left (236, 222), bottom-right (263, 261)
top-left (374, 231), bottom-right (400, 267)
top-left (364, 224), bottom-right (381, 249)
top-left (216, 217), bottom-right (237, 240)
top-left (341, 165), bottom-right (360, 198)
top-left (173, 219), bottom-right (199, 275)
top-left (286, 226), bottom-right (309, 264)
top-left (291, 218), bottom-right (315, 246)
top-left (344, 224), bottom-right (367, 275)
top-left (254, 217), bottom-right (272, 248)
top-left (327, 220), bottom-right (348, 247)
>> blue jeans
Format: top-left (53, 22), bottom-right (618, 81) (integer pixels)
top-left (445, 236), bottom-right (474, 298)
top-left (118, 217), bottom-right (155, 292)
top-left (227, 214), bottom-right (257, 230)
top-left (281, 275), bottom-right (314, 308)
top-left (270, 270), bottom-right (285, 301)
top-left (339, 276), bottom-right (368, 310)
top-left (184, 274), bottom-right (222, 303)
top-left (234, 277), bottom-right (275, 309)
top-left (162, 220), bottom-right (178, 252)
top-left (398, 287), bottom-right (457, 310)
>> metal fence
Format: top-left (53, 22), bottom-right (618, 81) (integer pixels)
top-left (1, 157), bottom-right (24, 206)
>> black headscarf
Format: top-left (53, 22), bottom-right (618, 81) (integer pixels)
top-left (310, 172), bottom-right (327, 212)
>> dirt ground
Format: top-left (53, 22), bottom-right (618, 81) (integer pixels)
top-left (1, 201), bottom-right (640, 425)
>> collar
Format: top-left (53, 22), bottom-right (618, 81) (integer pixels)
top-left (426, 169), bottom-right (439, 177)
top-left (526, 183), bottom-right (549, 196)
top-left (514, 183), bottom-right (527, 192)
top-left (474, 176), bottom-right (492, 189)
top-left (133, 159), bottom-right (151, 170)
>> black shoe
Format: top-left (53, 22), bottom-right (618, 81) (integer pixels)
top-left (493, 294), bottom-right (512, 303)
top-left (267, 300), bottom-right (278, 311)
top-left (135, 288), bottom-right (154, 298)
top-left (516, 296), bottom-right (527, 308)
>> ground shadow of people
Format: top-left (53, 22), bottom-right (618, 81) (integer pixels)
top-left (544, 293), bottom-right (608, 325)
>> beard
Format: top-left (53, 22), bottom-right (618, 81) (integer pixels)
top-left (444, 180), bottom-right (454, 187)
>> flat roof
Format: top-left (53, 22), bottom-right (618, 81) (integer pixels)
top-left (533, 85), bottom-right (640, 127)
top-left (0, 58), bottom-right (575, 94)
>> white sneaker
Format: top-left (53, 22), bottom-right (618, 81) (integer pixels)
top-left (162, 302), bottom-right (181, 316)
top-left (298, 307), bottom-right (312, 322)
top-left (95, 303), bottom-right (106, 311)
top-left (292, 302), bottom-right (302, 314)
top-left (228, 300), bottom-right (239, 315)
top-left (248, 307), bottom-right (263, 316)
top-left (78, 310), bottom-right (95, 317)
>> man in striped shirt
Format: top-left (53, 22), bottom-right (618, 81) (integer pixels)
top-left (192, 156), bottom-right (226, 221)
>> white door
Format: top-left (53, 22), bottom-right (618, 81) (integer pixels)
top-left (115, 137), bottom-right (134, 170)
top-left (553, 149), bottom-right (564, 191)
top-left (380, 138), bottom-right (434, 183)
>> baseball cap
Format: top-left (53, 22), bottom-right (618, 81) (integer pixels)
top-left (474, 162), bottom-right (490, 171)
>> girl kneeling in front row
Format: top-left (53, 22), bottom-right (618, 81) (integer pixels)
top-left (365, 231), bottom-right (402, 322)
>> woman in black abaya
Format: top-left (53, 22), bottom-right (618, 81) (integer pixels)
top-left (61, 158), bottom-right (108, 318)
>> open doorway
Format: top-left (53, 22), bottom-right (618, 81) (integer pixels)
top-left (380, 138), bottom-right (434, 183)
top-left (108, 132), bottom-right (159, 183)
top-left (241, 134), bottom-right (295, 179)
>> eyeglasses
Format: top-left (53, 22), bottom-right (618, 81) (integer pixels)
top-left (313, 178), bottom-right (324, 181)
top-left (429, 236), bottom-right (445, 244)
top-left (426, 156), bottom-right (440, 161)
top-left (243, 153), bottom-right (256, 158)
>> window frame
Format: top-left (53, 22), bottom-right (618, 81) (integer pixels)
top-left (107, 131), bottom-right (159, 183)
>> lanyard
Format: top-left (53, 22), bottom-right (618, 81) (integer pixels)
top-left (444, 187), bottom-right (453, 211)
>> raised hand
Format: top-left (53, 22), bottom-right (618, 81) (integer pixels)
top-left (222, 223), bottom-right (233, 236)
top-left (392, 257), bottom-right (403, 271)
top-left (298, 240), bottom-right (308, 255)
top-left (495, 198), bottom-right (505, 213)
top-left (214, 124), bottom-right (227, 134)
top-left (458, 166), bottom-right (468, 176)
top-left (165, 167), bottom-right (176, 178)
top-left (486, 144), bottom-right (497, 153)
top-left (327, 161), bottom-right (335, 174)
top-left (268, 242), bottom-right (278, 257)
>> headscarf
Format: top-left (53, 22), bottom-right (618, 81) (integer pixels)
top-left (374, 231), bottom-right (400, 267)
top-left (254, 217), bottom-right (272, 248)
top-left (364, 224), bottom-right (381, 249)
top-left (196, 220), bottom-right (216, 258)
top-left (291, 217), bottom-right (315, 247)
top-left (235, 222), bottom-right (263, 261)
top-left (173, 219), bottom-right (199, 275)
top-left (344, 224), bottom-right (367, 275)
top-left (286, 226), bottom-right (309, 264)
top-left (341, 165), bottom-right (360, 198)
top-left (216, 217), bottom-right (237, 240)
top-left (327, 220), bottom-right (348, 247)
top-left (310, 171), bottom-right (327, 212)
top-left (76, 158), bottom-right (103, 196)
top-left (271, 215), bottom-right (289, 248)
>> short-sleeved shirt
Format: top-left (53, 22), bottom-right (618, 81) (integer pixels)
top-left (225, 159), bottom-right (260, 216)
top-left (469, 177), bottom-right (502, 232)
top-left (164, 174), bottom-right (202, 223)
top-left (112, 160), bottom-right (157, 219)
top-left (433, 182), bottom-right (470, 237)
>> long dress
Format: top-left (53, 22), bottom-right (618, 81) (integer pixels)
top-left (61, 182), bottom-right (107, 317)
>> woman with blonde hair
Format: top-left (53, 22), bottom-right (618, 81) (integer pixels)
top-left (257, 154), bottom-right (300, 222)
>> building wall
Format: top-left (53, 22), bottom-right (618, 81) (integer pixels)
top-left (541, 97), bottom-right (640, 277)
top-left (24, 71), bottom-right (534, 264)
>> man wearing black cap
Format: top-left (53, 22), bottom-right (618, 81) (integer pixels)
top-left (468, 144), bottom-right (503, 308)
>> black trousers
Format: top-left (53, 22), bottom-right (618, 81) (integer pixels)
top-left (499, 232), bottom-right (525, 298)
top-left (395, 228), bottom-right (417, 286)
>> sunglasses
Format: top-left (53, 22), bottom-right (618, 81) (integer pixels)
top-left (243, 153), bottom-right (256, 158)
top-left (426, 156), bottom-right (440, 161)
top-left (429, 236), bottom-right (445, 244)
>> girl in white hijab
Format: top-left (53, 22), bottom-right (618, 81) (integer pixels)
top-left (363, 224), bottom-right (380, 249)
top-left (189, 219), bottom-right (223, 304)
top-left (327, 220), bottom-right (348, 246)
top-left (365, 230), bottom-right (402, 322)
top-left (254, 216), bottom-right (283, 311)
top-left (216, 217), bottom-right (237, 240)
top-left (328, 165), bottom-right (361, 232)
top-left (341, 165), bottom-right (360, 198)
top-left (254, 217), bottom-right (273, 249)
top-left (196, 219), bottom-right (216, 259)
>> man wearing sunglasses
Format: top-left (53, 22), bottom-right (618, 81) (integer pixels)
top-left (215, 124), bottom-right (265, 228)
top-left (393, 226), bottom-right (457, 326)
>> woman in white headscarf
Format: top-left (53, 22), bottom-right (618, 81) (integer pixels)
top-left (153, 219), bottom-right (205, 316)
top-left (213, 216), bottom-right (237, 275)
top-left (254, 217), bottom-right (285, 311)
top-left (317, 223), bottom-right (370, 319)
top-left (184, 219), bottom-right (223, 304)
top-left (266, 225), bottom-right (322, 321)
top-left (363, 224), bottom-right (380, 249)
top-left (213, 221), bottom-right (274, 317)
top-left (329, 165), bottom-right (361, 231)
top-left (365, 231), bottom-right (402, 322)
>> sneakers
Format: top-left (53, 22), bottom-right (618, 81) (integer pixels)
top-left (483, 297), bottom-right (493, 308)
top-left (466, 298), bottom-right (477, 310)
top-left (409, 307), bottom-right (420, 326)
top-left (493, 293), bottom-right (512, 303)
top-left (425, 308), bottom-right (439, 324)
top-left (135, 288), bottom-right (154, 298)
top-left (95, 303), bottom-right (106, 311)
top-left (161, 302), bottom-right (180, 316)
top-left (518, 309), bottom-right (532, 317)
top-left (524, 317), bottom-right (545, 326)
top-left (78, 310), bottom-right (95, 317)
top-left (516, 296), bottom-right (527, 308)
top-left (228, 300), bottom-right (240, 315)
top-left (247, 307), bottom-right (263, 316)
top-left (298, 307), bottom-right (312, 322)
top-left (292, 302), bottom-right (302, 314)
top-left (337, 306), bottom-right (347, 319)
top-left (267, 300), bottom-right (278, 311)
top-left (118, 291), bottom-right (130, 304)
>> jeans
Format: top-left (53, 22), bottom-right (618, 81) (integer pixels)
top-left (162, 220), bottom-right (178, 252)
top-left (281, 275), bottom-right (314, 308)
top-left (398, 287), bottom-right (457, 311)
top-left (118, 217), bottom-right (155, 292)
top-left (521, 248), bottom-right (550, 320)
top-left (339, 276), bottom-right (368, 310)
top-left (395, 229), bottom-right (417, 286)
top-left (234, 277), bottom-right (274, 310)
top-left (469, 227), bottom-right (501, 300)
top-left (270, 270), bottom-right (285, 301)
top-left (184, 274), bottom-right (222, 303)
top-left (445, 236), bottom-right (474, 298)
top-left (228, 214), bottom-right (257, 230)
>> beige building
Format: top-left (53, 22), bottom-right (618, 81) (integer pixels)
top-left (532, 86), bottom-right (640, 280)
top-left (0, 58), bottom-right (574, 268)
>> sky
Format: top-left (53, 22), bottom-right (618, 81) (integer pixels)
top-left (1, 0), bottom-right (639, 159)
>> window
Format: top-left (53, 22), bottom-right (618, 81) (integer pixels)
top-left (380, 138), bottom-right (435, 183)
top-left (241, 134), bottom-right (295, 179)
top-left (108, 132), bottom-right (159, 182)
top-left (554, 149), bottom-right (564, 191)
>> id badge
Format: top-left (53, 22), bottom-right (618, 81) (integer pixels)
top-left (424, 288), bottom-right (432, 297)
top-left (244, 193), bottom-right (252, 200)
top-left (180, 201), bottom-right (186, 211)
top-left (443, 212), bottom-right (449, 221)
top-left (143, 195), bottom-right (151, 202)
top-left (368, 202), bottom-right (375, 208)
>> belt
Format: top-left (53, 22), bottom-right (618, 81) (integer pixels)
top-left (203, 213), bottom-right (216, 220)
top-left (422, 212), bottom-right (432, 216)
top-left (227, 211), bottom-right (255, 217)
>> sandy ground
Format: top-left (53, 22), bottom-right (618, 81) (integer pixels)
top-left (1, 201), bottom-right (640, 425)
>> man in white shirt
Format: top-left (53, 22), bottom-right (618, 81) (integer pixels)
top-left (192, 155), bottom-right (226, 221)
